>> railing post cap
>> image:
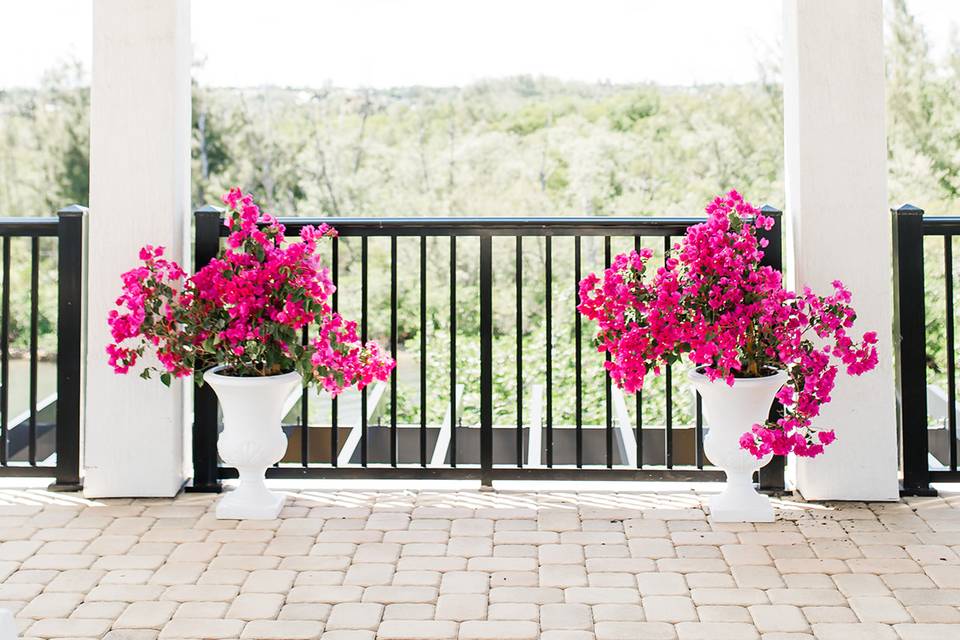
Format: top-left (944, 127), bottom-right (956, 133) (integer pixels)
top-left (195, 204), bottom-right (224, 215)
top-left (894, 203), bottom-right (924, 215)
top-left (759, 204), bottom-right (782, 215)
top-left (57, 204), bottom-right (88, 217)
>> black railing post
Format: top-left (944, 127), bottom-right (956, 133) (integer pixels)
top-left (757, 205), bottom-right (786, 493)
top-left (894, 204), bottom-right (934, 496)
top-left (50, 205), bottom-right (86, 491)
top-left (189, 205), bottom-right (224, 492)
top-left (479, 234), bottom-right (493, 486)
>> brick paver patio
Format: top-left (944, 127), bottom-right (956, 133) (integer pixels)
top-left (2, 485), bottom-right (960, 639)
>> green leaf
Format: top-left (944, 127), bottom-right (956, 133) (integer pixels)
top-left (160, 372), bottom-right (172, 387)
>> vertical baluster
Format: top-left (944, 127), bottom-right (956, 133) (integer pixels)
top-left (636, 390), bottom-right (644, 468)
top-left (361, 236), bottom-right (368, 466)
top-left (575, 236), bottom-right (583, 468)
top-left (545, 236), bottom-right (553, 467)
top-left (695, 392), bottom-right (704, 469)
top-left (516, 236), bottom-right (523, 468)
top-left (420, 236), bottom-right (427, 468)
top-left (664, 235), bottom-right (673, 469)
top-left (301, 324), bottom-right (309, 467)
top-left (450, 236), bottom-right (457, 467)
top-left (946, 235), bottom-right (957, 471)
top-left (604, 236), bottom-right (612, 468)
top-left (634, 236), bottom-right (643, 468)
top-left (29, 237), bottom-right (39, 465)
top-left (390, 236), bottom-right (398, 467)
top-left (479, 235), bottom-right (493, 484)
top-left (331, 237), bottom-right (339, 466)
top-left (0, 237), bottom-right (8, 466)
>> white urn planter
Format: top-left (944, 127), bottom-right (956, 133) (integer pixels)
top-left (204, 366), bottom-right (301, 520)
top-left (689, 367), bottom-right (787, 523)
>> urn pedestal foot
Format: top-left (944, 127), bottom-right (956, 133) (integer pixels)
top-left (708, 469), bottom-right (774, 523)
top-left (215, 468), bottom-right (285, 520)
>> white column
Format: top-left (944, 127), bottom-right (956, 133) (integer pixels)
top-left (84, 0), bottom-right (191, 497)
top-left (783, 0), bottom-right (899, 500)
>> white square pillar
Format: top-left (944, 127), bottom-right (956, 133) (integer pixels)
top-left (84, 0), bottom-right (192, 497)
top-left (783, 0), bottom-right (899, 500)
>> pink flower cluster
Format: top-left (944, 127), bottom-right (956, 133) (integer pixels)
top-left (107, 188), bottom-right (394, 394)
top-left (578, 190), bottom-right (879, 459)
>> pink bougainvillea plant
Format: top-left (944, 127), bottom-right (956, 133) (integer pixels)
top-left (577, 190), bottom-right (878, 459)
top-left (106, 188), bottom-right (394, 395)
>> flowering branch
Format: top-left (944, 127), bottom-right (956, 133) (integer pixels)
top-left (107, 188), bottom-right (394, 395)
top-left (577, 190), bottom-right (878, 459)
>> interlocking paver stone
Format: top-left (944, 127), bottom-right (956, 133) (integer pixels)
top-left (458, 620), bottom-right (539, 639)
top-left (635, 572), bottom-right (688, 595)
top-left (441, 571), bottom-right (489, 593)
top-left (436, 593), bottom-right (487, 621)
top-left (114, 600), bottom-right (179, 628)
top-left (488, 602), bottom-right (538, 620)
top-left (227, 593), bottom-right (285, 620)
top-left (848, 595), bottom-right (912, 623)
top-left (382, 603), bottom-right (434, 620)
top-left (327, 602), bottom-right (384, 630)
top-left (376, 620), bottom-right (457, 639)
top-left (591, 604), bottom-right (645, 622)
top-left (540, 603), bottom-right (592, 630)
top-left (810, 622), bottom-right (899, 639)
top-left (593, 621), bottom-right (676, 639)
top-left (643, 595), bottom-right (698, 622)
top-left (159, 618), bottom-right (245, 638)
top-left (27, 618), bottom-right (113, 638)
top-left (748, 604), bottom-right (808, 632)
top-left (540, 565), bottom-right (588, 587)
top-left (490, 586), bottom-right (563, 604)
top-left (241, 620), bottom-right (325, 639)
top-left (894, 623), bottom-right (960, 640)
top-left (675, 621), bottom-right (759, 639)
top-left (280, 603), bottom-right (332, 621)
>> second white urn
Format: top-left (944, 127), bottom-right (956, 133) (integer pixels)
top-left (689, 367), bottom-right (787, 523)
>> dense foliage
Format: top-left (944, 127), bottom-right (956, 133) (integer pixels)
top-left (106, 189), bottom-right (394, 393)
top-left (579, 191), bottom-right (879, 458)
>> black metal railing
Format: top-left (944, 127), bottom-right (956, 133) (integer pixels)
top-left (0, 206), bottom-right (85, 490)
top-left (895, 204), bottom-right (960, 494)
top-left (191, 207), bottom-right (784, 490)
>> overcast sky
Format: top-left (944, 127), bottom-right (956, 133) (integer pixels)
top-left (1, 0), bottom-right (957, 89)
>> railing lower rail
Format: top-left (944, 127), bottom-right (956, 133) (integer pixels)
top-left (191, 208), bottom-right (784, 490)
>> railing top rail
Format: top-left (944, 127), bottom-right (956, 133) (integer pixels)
top-left (202, 214), bottom-right (777, 238)
top-left (922, 216), bottom-right (960, 236)
top-left (0, 217), bottom-right (60, 237)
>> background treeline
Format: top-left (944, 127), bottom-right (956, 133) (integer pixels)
top-left (0, 0), bottom-right (957, 430)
